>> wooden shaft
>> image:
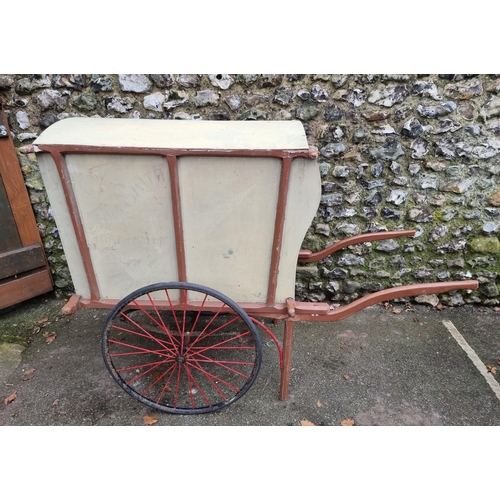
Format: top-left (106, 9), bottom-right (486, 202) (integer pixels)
top-left (298, 230), bottom-right (416, 263)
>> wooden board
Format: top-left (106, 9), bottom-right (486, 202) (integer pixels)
top-left (0, 105), bottom-right (53, 308)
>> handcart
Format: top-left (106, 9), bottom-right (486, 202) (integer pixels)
top-left (34, 118), bottom-right (478, 414)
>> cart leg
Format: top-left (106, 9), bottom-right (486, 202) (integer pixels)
top-left (279, 319), bottom-right (294, 401)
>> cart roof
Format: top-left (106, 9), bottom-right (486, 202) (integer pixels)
top-left (34, 118), bottom-right (310, 151)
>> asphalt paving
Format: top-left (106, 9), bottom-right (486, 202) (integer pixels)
top-left (1, 296), bottom-right (500, 426)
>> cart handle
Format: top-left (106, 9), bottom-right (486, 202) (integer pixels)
top-left (298, 230), bottom-right (416, 263)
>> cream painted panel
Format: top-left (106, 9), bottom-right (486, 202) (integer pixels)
top-left (179, 156), bottom-right (281, 303)
top-left (276, 158), bottom-right (321, 302)
top-left (34, 118), bottom-right (310, 151)
top-left (65, 154), bottom-right (179, 299)
top-left (36, 153), bottom-right (91, 299)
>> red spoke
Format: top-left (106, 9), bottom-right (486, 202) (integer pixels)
top-left (186, 294), bottom-right (208, 346)
top-left (116, 358), bottom-right (175, 373)
top-left (181, 292), bottom-right (188, 352)
top-left (110, 325), bottom-right (178, 356)
top-left (190, 345), bottom-right (255, 350)
top-left (190, 330), bottom-right (252, 358)
top-left (184, 302), bottom-right (228, 351)
top-left (184, 362), bottom-right (216, 406)
top-left (154, 364), bottom-right (178, 403)
top-left (108, 338), bottom-right (173, 358)
top-left (120, 312), bottom-right (177, 354)
top-left (132, 296), bottom-right (181, 348)
top-left (185, 315), bottom-right (240, 354)
top-left (190, 355), bottom-right (254, 366)
top-left (173, 363), bottom-right (182, 408)
top-left (189, 351), bottom-right (251, 379)
top-left (165, 289), bottom-right (183, 341)
top-left (186, 360), bottom-right (241, 393)
top-left (126, 359), bottom-right (170, 386)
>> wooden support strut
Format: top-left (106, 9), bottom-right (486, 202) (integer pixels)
top-left (50, 151), bottom-right (100, 302)
top-left (267, 156), bottom-right (291, 306)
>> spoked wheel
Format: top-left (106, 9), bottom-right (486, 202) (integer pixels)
top-left (102, 282), bottom-right (262, 414)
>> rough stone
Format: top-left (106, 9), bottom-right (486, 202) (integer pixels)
top-left (259, 75), bottom-right (283, 87)
top-left (441, 293), bottom-right (465, 307)
top-left (105, 96), bottom-right (135, 114)
top-left (458, 103), bottom-right (475, 120)
top-left (177, 74), bottom-right (202, 88)
top-left (362, 110), bottom-right (391, 121)
top-left (338, 254), bottom-right (364, 266)
top-left (223, 94), bottom-right (242, 110)
top-left (320, 193), bottom-right (342, 206)
top-left (369, 85), bottom-right (409, 107)
top-left (406, 207), bottom-right (433, 223)
top-left (311, 84), bottom-right (329, 102)
top-left (15, 111), bottom-right (30, 129)
top-left (488, 190), bottom-right (500, 206)
top-left (441, 178), bottom-right (473, 194)
top-left (411, 138), bottom-right (429, 158)
top-left (401, 117), bottom-right (424, 138)
top-left (417, 101), bottom-right (456, 118)
top-left (324, 104), bottom-right (343, 121)
top-left (36, 89), bottom-right (68, 111)
top-left (72, 92), bottom-right (98, 111)
top-left (430, 120), bottom-right (462, 134)
top-left (273, 87), bottom-right (293, 106)
top-left (364, 191), bottom-right (382, 206)
top-left (482, 222), bottom-right (499, 233)
top-left (143, 92), bottom-right (165, 112)
top-left (0, 75), bottom-right (14, 89)
top-left (296, 88), bottom-right (310, 100)
top-left (374, 239), bottom-right (400, 252)
top-left (150, 74), bottom-right (174, 88)
top-left (414, 294), bottom-right (440, 306)
top-left (296, 103), bottom-right (319, 121)
top-left (481, 283), bottom-right (499, 298)
top-left (52, 74), bottom-right (86, 90)
top-left (469, 237), bottom-right (500, 254)
top-left (346, 89), bottom-right (365, 107)
top-left (369, 140), bottom-right (405, 160)
top-left (320, 142), bottom-right (345, 158)
top-left (428, 224), bottom-right (447, 242)
top-left (343, 281), bottom-right (361, 294)
top-left (39, 113), bottom-right (58, 129)
top-left (447, 258), bottom-right (465, 268)
top-left (208, 74), bottom-right (234, 90)
top-left (195, 90), bottom-right (220, 107)
top-left (412, 80), bottom-right (441, 100)
top-left (15, 75), bottom-right (51, 94)
top-left (332, 165), bottom-right (350, 177)
top-left (386, 190), bottom-right (407, 205)
top-left (480, 95), bottom-right (500, 120)
top-left (444, 78), bottom-right (483, 99)
top-left (118, 74), bottom-right (152, 93)
top-left (296, 266), bottom-right (319, 279)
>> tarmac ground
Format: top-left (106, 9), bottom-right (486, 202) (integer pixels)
top-left (1, 293), bottom-right (499, 426)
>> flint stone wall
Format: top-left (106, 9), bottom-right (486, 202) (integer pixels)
top-left (1, 74), bottom-right (500, 306)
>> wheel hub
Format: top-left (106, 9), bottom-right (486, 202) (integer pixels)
top-left (176, 353), bottom-right (187, 364)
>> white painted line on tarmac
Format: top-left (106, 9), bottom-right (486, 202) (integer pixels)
top-left (442, 319), bottom-right (500, 402)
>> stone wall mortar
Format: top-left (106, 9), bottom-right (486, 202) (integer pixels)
top-left (1, 74), bottom-right (499, 305)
